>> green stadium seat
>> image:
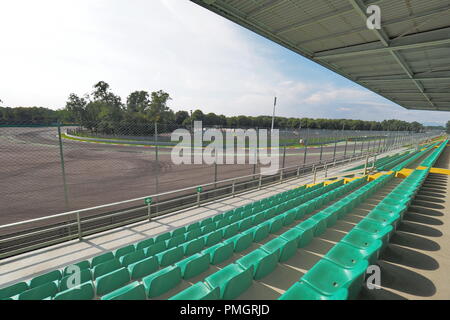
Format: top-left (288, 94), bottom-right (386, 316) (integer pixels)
top-left (143, 266), bottom-right (182, 298)
top-left (171, 227), bottom-right (186, 237)
top-left (135, 238), bottom-right (154, 251)
top-left (244, 222), bottom-right (270, 242)
top-left (202, 242), bottom-right (234, 265)
top-left (144, 241), bottom-right (167, 257)
top-left (166, 234), bottom-right (186, 249)
top-left (186, 228), bottom-right (202, 241)
top-left (101, 281), bottom-right (147, 300)
top-left (236, 249), bottom-right (278, 280)
top-left (175, 253), bottom-right (210, 280)
top-left (155, 232), bottom-right (171, 243)
top-left (268, 215), bottom-right (284, 233)
top-left (216, 218), bottom-right (230, 229)
top-left (279, 281), bottom-right (348, 300)
top-left (354, 219), bottom-right (393, 245)
top-left (222, 223), bottom-right (239, 239)
top-left (127, 256), bottom-right (159, 280)
top-left (182, 238), bottom-right (205, 256)
top-left (95, 267), bottom-right (130, 296)
top-left (204, 264), bottom-right (253, 300)
top-left (59, 268), bottom-right (92, 291)
top-left (54, 282), bottom-right (95, 300)
top-left (169, 282), bottom-right (220, 300)
top-left (203, 230), bottom-right (223, 247)
top-left (93, 259), bottom-right (122, 279)
top-left (120, 249), bottom-right (146, 267)
top-left (262, 238), bottom-right (297, 262)
top-left (114, 245), bottom-right (135, 259)
top-left (91, 252), bottom-right (115, 268)
top-left (302, 259), bottom-right (368, 300)
top-left (63, 260), bottom-right (91, 276)
top-left (0, 282), bottom-right (28, 300)
top-left (296, 220), bottom-right (318, 245)
top-left (282, 209), bottom-right (297, 226)
top-left (18, 281), bottom-right (59, 300)
top-left (212, 213), bottom-right (224, 222)
top-left (29, 270), bottom-right (62, 289)
top-left (201, 223), bottom-right (216, 235)
top-left (223, 233), bottom-right (253, 253)
top-left (156, 246), bottom-right (184, 267)
top-left (186, 222), bottom-right (200, 231)
top-left (200, 218), bottom-right (213, 227)
top-left (281, 226), bottom-right (313, 248)
top-left (325, 242), bottom-right (376, 269)
top-left (238, 217), bottom-right (254, 232)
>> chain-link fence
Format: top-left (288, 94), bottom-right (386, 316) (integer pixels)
top-left (0, 122), bottom-right (439, 228)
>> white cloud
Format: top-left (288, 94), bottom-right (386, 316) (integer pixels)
top-left (0, 0), bottom-right (448, 125)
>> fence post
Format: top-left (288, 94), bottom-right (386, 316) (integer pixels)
top-left (344, 139), bottom-right (348, 158)
top-left (319, 144), bottom-right (323, 162)
top-left (154, 122), bottom-right (160, 213)
top-left (324, 163), bottom-right (328, 178)
top-left (76, 212), bottom-right (82, 241)
top-left (57, 123), bottom-right (70, 209)
top-left (232, 180), bottom-right (236, 197)
top-left (280, 168), bottom-right (283, 183)
top-left (197, 190), bottom-right (201, 207)
top-left (303, 143), bottom-right (308, 167)
top-left (148, 203), bottom-right (152, 221)
top-left (313, 166), bottom-right (317, 184)
top-left (364, 153), bottom-right (369, 175)
top-left (258, 174), bottom-right (262, 190)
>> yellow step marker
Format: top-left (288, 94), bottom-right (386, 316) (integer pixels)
top-left (429, 167), bottom-right (450, 176)
top-left (395, 168), bottom-right (414, 178)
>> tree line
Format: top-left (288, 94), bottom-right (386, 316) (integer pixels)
top-left (0, 81), bottom-right (434, 134)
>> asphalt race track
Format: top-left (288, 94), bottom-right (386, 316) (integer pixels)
top-left (0, 127), bottom-right (376, 225)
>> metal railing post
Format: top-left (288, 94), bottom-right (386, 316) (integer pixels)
top-left (76, 212), bottom-right (82, 241)
top-left (148, 203), bottom-right (152, 221)
top-left (232, 180), bottom-right (236, 197)
top-left (57, 124), bottom-right (70, 209)
top-left (258, 174), bottom-right (262, 190)
top-left (197, 190), bottom-right (201, 207)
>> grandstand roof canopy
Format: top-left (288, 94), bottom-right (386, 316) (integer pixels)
top-left (191, 0), bottom-right (450, 112)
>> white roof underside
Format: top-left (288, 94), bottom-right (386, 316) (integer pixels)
top-left (191, 0), bottom-right (450, 112)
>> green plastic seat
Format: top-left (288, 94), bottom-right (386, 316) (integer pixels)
top-left (135, 238), bottom-right (154, 251)
top-left (127, 256), bottom-right (159, 280)
top-left (175, 253), bottom-right (210, 280)
top-left (166, 234), bottom-right (186, 249)
top-left (18, 281), bottom-right (59, 300)
top-left (0, 282), bottom-right (28, 300)
top-left (279, 281), bottom-right (348, 300)
top-left (200, 218), bottom-right (213, 227)
top-left (355, 219), bottom-right (393, 245)
top-left (282, 209), bottom-right (297, 226)
top-left (252, 213), bottom-right (265, 226)
top-left (186, 228), bottom-right (202, 241)
top-left (212, 213), bottom-right (224, 222)
top-left (282, 225), bottom-right (313, 248)
top-left (307, 214), bottom-right (329, 236)
top-left (54, 282), bottom-right (95, 300)
top-left (144, 241), bottom-right (167, 257)
top-left (29, 270), bottom-right (62, 288)
top-left (262, 237), bottom-right (297, 262)
top-left (302, 258), bottom-right (368, 300)
top-left (186, 222), bottom-right (200, 231)
top-left (93, 259), bottom-right (122, 279)
top-left (143, 266), bottom-right (182, 298)
top-left (223, 233), bottom-right (253, 252)
top-left (156, 246), bottom-right (184, 267)
top-left (325, 242), bottom-right (377, 268)
top-left (238, 217), bottom-right (254, 232)
top-left (204, 264), bottom-right (253, 300)
top-left (155, 232), bottom-right (171, 243)
top-left (95, 267), bottom-right (130, 296)
top-left (171, 227), bottom-right (187, 237)
top-left (203, 230), bottom-right (223, 247)
top-left (236, 249), bottom-right (278, 280)
top-left (202, 242), bottom-right (234, 265)
top-left (342, 230), bottom-right (383, 264)
top-left (59, 269), bottom-right (92, 291)
top-left (296, 220), bottom-right (319, 244)
top-left (120, 249), bottom-right (146, 267)
top-left (201, 223), bottom-right (216, 235)
top-left (63, 260), bottom-right (91, 276)
top-left (101, 281), bottom-right (146, 300)
top-left (114, 245), bottom-right (135, 259)
top-left (182, 238), bottom-right (205, 256)
top-left (91, 252), bottom-right (115, 268)
top-left (222, 223), bottom-right (239, 239)
top-left (244, 222), bottom-right (270, 242)
top-left (366, 210), bottom-right (401, 229)
top-left (268, 215), bottom-right (285, 233)
top-left (216, 218), bottom-right (230, 229)
top-left (169, 281), bottom-right (220, 300)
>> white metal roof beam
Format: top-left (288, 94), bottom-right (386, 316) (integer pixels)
top-left (315, 27), bottom-right (450, 59)
top-left (298, 5), bottom-right (450, 47)
top-left (274, 0), bottom-right (383, 35)
top-left (348, 0), bottom-right (435, 108)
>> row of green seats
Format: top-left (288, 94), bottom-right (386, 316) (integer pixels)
top-left (169, 177), bottom-right (369, 300)
top-left (421, 140), bottom-right (448, 167)
top-left (280, 173), bottom-right (396, 300)
top-left (378, 150), bottom-right (418, 171)
top-left (391, 144), bottom-right (437, 171)
top-left (0, 178), bottom-right (340, 300)
top-left (0, 183), bottom-right (318, 300)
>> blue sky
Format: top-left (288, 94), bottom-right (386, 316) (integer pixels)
top-left (0, 0), bottom-right (448, 125)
